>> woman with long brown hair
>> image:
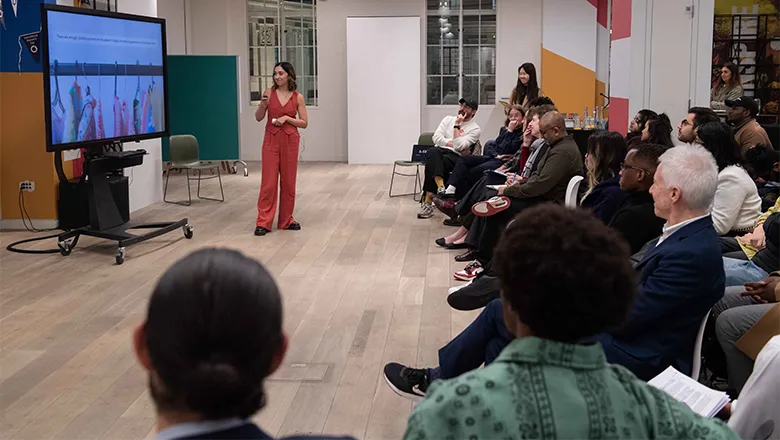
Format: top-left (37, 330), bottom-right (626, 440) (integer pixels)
top-left (254, 62), bottom-right (308, 236)
top-left (711, 62), bottom-right (744, 110)
top-left (580, 131), bottom-right (628, 224)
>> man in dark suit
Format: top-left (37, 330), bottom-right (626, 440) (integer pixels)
top-left (608, 143), bottom-right (667, 255)
top-left (383, 145), bottom-right (725, 399)
top-left (598, 144), bottom-right (726, 379)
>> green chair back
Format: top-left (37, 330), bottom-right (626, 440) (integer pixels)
top-left (169, 135), bottom-right (200, 168)
top-left (417, 132), bottom-right (435, 146)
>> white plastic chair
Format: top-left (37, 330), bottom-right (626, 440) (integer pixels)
top-left (691, 311), bottom-right (710, 380)
top-left (565, 175), bottom-right (584, 208)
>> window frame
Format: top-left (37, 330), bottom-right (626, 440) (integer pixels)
top-left (247, 0), bottom-right (318, 107)
top-left (425, 1), bottom-right (497, 107)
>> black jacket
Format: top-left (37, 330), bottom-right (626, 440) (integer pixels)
top-left (607, 190), bottom-right (665, 255)
top-left (174, 422), bottom-right (355, 440)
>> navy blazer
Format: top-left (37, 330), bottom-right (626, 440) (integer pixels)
top-left (598, 216), bottom-right (725, 380)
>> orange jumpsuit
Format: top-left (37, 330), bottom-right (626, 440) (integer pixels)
top-left (256, 89), bottom-right (300, 230)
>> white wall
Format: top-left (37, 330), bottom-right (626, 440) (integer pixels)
top-left (157, 0), bottom-right (186, 55)
top-left (628, 0), bottom-right (714, 128)
top-left (174, 0), bottom-right (543, 162)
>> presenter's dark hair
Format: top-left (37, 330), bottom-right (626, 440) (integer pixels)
top-left (144, 248), bottom-right (284, 420)
top-left (494, 205), bottom-right (637, 342)
top-left (273, 61), bottom-right (297, 91)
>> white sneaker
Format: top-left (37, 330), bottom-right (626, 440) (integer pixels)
top-left (417, 204), bottom-right (435, 219)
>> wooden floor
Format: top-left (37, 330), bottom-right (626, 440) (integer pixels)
top-left (0, 163), bottom-right (479, 440)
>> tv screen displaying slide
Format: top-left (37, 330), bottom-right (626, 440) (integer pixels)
top-left (42, 5), bottom-right (168, 152)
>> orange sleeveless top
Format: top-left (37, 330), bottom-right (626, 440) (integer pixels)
top-left (266, 89), bottom-right (299, 135)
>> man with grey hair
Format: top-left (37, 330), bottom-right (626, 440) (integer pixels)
top-left (598, 144), bottom-right (726, 379)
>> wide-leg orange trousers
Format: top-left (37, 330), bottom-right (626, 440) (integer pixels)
top-left (256, 130), bottom-right (299, 230)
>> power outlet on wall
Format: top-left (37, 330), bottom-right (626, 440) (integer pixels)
top-left (19, 181), bottom-right (35, 192)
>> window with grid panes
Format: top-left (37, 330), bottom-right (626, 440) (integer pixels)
top-left (426, 0), bottom-right (496, 106)
top-left (248, 0), bottom-right (318, 106)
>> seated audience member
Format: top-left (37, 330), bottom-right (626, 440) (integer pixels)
top-left (711, 62), bottom-right (744, 111)
top-left (580, 131), bottom-right (628, 223)
top-left (461, 111), bottom-right (583, 273)
top-left (393, 206), bottom-right (737, 439)
top-left (745, 144), bottom-right (780, 211)
top-left (388, 145), bottom-right (725, 390)
top-left (134, 248), bottom-right (353, 440)
top-left (726, 96), bottom-right (773, 151)
top-left (626, 109), bottom-right (658, 148)
top-left (609, 143), bottom-right (667, 254)
top-left (441, 105), bottom-right (524, 200)
top-left (697, 121), bottom-right (762, 236)
top-left (418, 98), bottom-right (482, 219)
top-left (678, 106), bottom-right (720, 144)
top-left (713, 273), bottom-right (779, 394)
top-left (640, 113), bottom-right (675, 149)
top-left (721, 212), bottom-right (778, 286)
top-left (720, 198), bottom-right (780, 274)
top-left (434, 105), bottom-right (557, 251)
top-left (728, 335), bottom-right (780, 439)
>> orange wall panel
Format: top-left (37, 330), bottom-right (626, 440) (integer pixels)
top-left (541, 48), bottom-right (597, 115)
top-left (0, 73), bottom-right (60, 220)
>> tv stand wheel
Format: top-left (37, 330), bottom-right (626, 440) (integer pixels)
top-left (183, 224), bottom-right (194, 239)
top-left (58, 239), bottom-right (73, 256)
top-left (115, 247), bottom-right (126, 265)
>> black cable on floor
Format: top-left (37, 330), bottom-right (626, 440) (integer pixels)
top-left (6, 189), bottom-right (62, 254)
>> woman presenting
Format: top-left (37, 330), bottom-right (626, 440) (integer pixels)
top-left (254, 62), bottom-right (308, 236)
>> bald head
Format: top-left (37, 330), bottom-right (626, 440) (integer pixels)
top-left (539, 111), bottom-right (567, 143)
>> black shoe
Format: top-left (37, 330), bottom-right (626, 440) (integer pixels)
top-left (442, 218), bottom-right (461, 227)
top-left (447, 275), bottom-right (501, 311)
top-left (383, 362), bottom-right (430, 402)
top-left (435, 237), bottom-right (448, 248)
top-left (286, 222), bottom-right (301, 231)
top-left (454, 249), bottom-right (478, 262)
top-left (445, 242), bottom-right (470, 250)
top-left (433, 197), bottom-right (458, 220)
top-left (254, 227), bottom-right (270, 236)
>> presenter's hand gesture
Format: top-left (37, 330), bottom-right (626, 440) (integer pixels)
top-left (274, 116), bottom-right (288, 126)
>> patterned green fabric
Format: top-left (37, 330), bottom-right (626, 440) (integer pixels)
top-left (404, 337), bottom-right (738, 440)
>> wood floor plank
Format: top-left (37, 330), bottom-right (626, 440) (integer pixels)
top-left (0, 163), bottom-right (464, 440)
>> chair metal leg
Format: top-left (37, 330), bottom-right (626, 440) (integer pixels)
top-left (196, 167), bottom-right (225, 202)
top-left (164, 165), bottom-right (192, 206)
top-left (413, 165), bottom-right (422, 202)
top-left (389, 163), bottom-right (424, 199)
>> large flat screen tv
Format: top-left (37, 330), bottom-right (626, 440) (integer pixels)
top-left (41, 4), bottom-right (168, 152)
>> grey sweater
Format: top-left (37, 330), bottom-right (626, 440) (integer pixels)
top-left (504, 136), bottom-right (584, 202)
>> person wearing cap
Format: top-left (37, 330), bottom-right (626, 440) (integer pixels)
top-left (726, 96), bottom-right (773, 152)
top-left (418, 98), bottom-right (482, 219)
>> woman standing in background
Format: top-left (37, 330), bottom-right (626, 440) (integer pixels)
top-left (509, 62), bottom-right (542, 108)
top-left (711, 62), bottom-right (744, 110)
top-left (254, 62), bottom-right (308, 237)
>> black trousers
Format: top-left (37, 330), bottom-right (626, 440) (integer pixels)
top-left (423, 147), bottom-right (460, 194)
top-left (719, 236), bottom-right (749, 260)
top-left (448, 156), bottom-right (503, 200)
top-left (466, 196), bottom-right (544, 264)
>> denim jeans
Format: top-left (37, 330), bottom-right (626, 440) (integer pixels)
top-left (723, 257), bottom-right (769, 287)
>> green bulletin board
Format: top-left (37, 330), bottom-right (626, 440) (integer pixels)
top-left (162, 55), bottom-right (239, 161)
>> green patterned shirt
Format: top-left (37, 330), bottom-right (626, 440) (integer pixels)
top-left (404, 337), bottom-right (738, 440)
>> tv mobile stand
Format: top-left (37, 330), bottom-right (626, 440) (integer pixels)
top-left (55, 143), bottom-right (194, 265)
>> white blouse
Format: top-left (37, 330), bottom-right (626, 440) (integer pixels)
top-left (710, 165), bottom-right (761, 235)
